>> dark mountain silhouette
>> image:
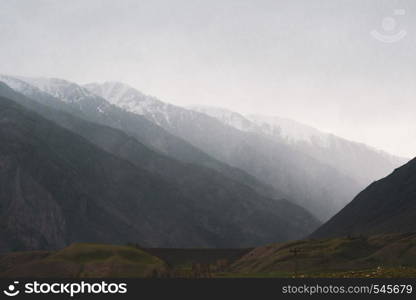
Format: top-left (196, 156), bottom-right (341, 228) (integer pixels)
top-left (312, 157), bottom-right (416, 238)
top-left (0, 88), bottom-right (319, 252)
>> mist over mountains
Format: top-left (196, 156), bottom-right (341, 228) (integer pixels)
top-left (86, 80), bottom-right (406, 220)
top-left (192, 107), bottom-right (406, 187)
top-left (0, 74), bottom-right (410, 252)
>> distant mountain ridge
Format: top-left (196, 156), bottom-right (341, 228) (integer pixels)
top-left (190, 106), bottom-right (408, 187)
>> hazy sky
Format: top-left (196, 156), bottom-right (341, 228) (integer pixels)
top-left (1, 0), bottom-right (415, 157)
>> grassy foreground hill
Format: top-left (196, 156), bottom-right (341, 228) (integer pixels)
top-left (0, 243), bottom-right (249, 278)
top-left (228, 233), bottom-right (416, 278)
top-left (0, 243), bottom-right (167, 278)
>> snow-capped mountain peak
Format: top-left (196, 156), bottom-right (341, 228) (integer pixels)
top-left (0, 75), bottom-right (41, 96)
top-left (85, 81), bottom-right (166, 116)
top-left (14, 76), bottom-right (93, 103)
top-left (188, 105), bottom-right (261, 133)
top-left (246, 114), bottom-right (333, 148)
top-left (188, 105), bottom-right (331, 147)
top-left (0, 75), bottom-right (112, 116)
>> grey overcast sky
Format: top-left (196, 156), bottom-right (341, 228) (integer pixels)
top-left (0, 0), bottom-right (415, 157)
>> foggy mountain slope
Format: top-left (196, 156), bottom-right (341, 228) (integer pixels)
top-left (311, 157), bottom-right (416, 238)
top-left (0, 94), bottom-right (321, 252)
top-left (0, 75), bottom-right (281, 200)
top-left (188, 105), bottom-right (263, 133)
top-left (246, 114), bottom-right (408, 186)
top-left (86, 82), bottom-right (361, 221)
top-left (190, 106), bottom-right (407, 188)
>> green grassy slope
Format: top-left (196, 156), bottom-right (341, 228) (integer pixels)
top-left (230, 233), bottom-right (416, 277)
top-left (0, 243), bottom-right (166, 278)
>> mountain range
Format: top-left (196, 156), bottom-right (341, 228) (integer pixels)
top-left (0, 74), bottom-right (412, 252)
top-left (86, 81), bottom-right (406, 220)
top-left (0, 76), bottom-right (280, 199)
top-left (191, 106), bottom-right (407, 187)
top-left (0, 80), bottom-right (319, 252)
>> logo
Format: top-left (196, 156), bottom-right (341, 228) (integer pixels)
top-left (371, 9), bottom-right (407, 43)
top-left (3, 281), bottom-right (20, 297)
